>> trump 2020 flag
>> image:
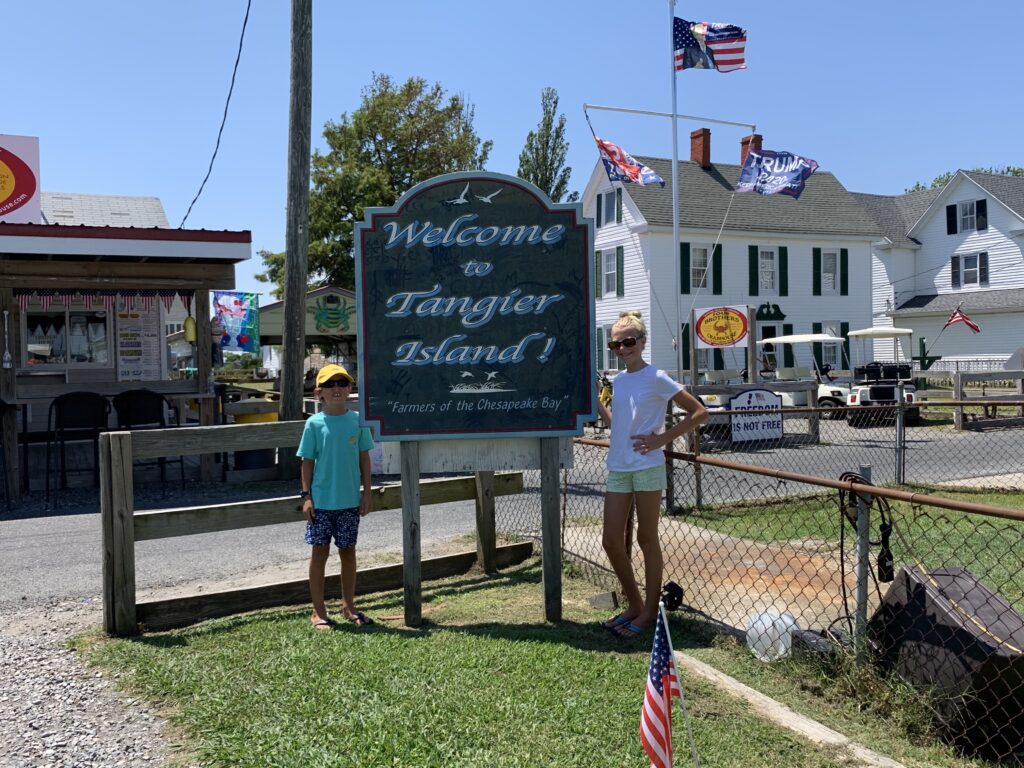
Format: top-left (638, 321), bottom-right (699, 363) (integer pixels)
top-left (595, 136), bottom-right (665, 187)
top-left (641, 610), bottom-right (682, 768)
top-left (735, 149), bottom-right (819, 200)
top-left (674, 18), bottom-right (747, 73)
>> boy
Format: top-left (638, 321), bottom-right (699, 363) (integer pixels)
top-left (297, 364), bottom-right (375, 629)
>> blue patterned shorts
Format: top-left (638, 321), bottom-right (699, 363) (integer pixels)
top-left (305, 507), bottom-right (361, 549)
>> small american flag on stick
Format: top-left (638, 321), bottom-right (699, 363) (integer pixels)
top-left (641, 609), bottom-right (683, 767)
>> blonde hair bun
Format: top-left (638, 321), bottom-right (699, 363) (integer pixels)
top-left (612, 310), bottom-right (647, 338)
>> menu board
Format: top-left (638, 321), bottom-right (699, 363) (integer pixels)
top-left (117, 307), bottom-right (162, 381)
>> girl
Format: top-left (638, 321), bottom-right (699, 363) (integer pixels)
top-left (598, 311), bottom-right (708, 638)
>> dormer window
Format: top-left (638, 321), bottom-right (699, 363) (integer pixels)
top-left (946, 199), bottom-right (988, 234)
top-left (959, 201), bottom-right (975, 231)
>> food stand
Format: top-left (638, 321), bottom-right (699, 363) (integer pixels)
top-left (0, 222), bottom-right (251, 496)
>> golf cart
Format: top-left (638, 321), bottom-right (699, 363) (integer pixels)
top-left (754, 333), bottom-right (853, 419)
top-left (844, 327), bottom-right (921, 427)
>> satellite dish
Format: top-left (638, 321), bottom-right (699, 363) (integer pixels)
top-left (1004, 348), bottom-right (1024, 371)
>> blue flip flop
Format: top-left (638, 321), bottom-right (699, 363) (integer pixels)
top-left (600, 613), bottom-right (632, 631)
top-left (614, 621), bottom-right (648, 639)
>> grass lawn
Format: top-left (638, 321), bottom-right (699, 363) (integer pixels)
top-left (71, 557), bottom-right (1008, 767)
top-left (73, 560), bottom-right (864, 768)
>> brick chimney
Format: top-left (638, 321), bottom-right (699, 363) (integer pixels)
top-left (690, 128), bottom-right (711, 168)
top-left (740, 133), bottom-right (763, 166)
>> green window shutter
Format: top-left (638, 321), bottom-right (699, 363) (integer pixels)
top-left (680, 243), bottom-right (691, 294)
top-left (596, 327), bottom-right (604, 371)
top-left (712, 244), bottom-right (723, 295)
top-left (615, 246), bottom-right (624, 296)
top-left (812, 248), bottom-right (822, 296)
top-left (594, 250), bottom-right (602, 299)
top-left (840, 249), bottom-right (849, 296)
top-left (748, 245), bottom-right (759, 296)
top-left (713, 349), bottom-right (724, 370)
top-left (782, 323), bottom-right (794, 367)
top-left (812, 322), bottom-right (823, 369)
top-left (615, 188), bottom-right (623, 224)
top-left (779, 246), bottom-right (789, 296)
top-left (596, 194), bottom-right (603, 228)
top-left (682, 323), bottom-right (690, 371)
top-left (840, 321), bottom-right (850, 368)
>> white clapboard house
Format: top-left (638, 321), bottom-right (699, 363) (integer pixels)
top-left (852, 171), bottom-right (1024, 369)
top-left (585, 129), bottom-right (881, 382)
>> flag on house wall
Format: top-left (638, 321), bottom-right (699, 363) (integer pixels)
top-left (674, 18), bottom-right (747, 73)
top-left (735, 149), bottom-right (819, 199)
top-left (641, 610), bottom-right (682, 768)
top-left (594, 136), bottom-right (665, 187)
top-left (943, 306), bottom-right (981, 333)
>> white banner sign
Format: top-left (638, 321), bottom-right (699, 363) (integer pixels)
top-left (0, 134), bottom-right (41, 224)
top-left (729, 389), bottom-right (783, 443)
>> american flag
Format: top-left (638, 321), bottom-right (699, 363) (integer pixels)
top-left (943, 306), bottom-right (981, 334)
top-left (641, 610), bottom-right (682, 768)
top-left (674, 17), bottom-right (747, 73)
top-left (594, 136), bottom-right (665, 187)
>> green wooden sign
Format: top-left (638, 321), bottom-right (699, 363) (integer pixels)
top-left (354, 171), bottom-right (596, 440)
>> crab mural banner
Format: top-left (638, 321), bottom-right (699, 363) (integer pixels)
top-left (354, 171), bottom-right (596, 441)
top-left (213, 291), bottom-right (260, 353)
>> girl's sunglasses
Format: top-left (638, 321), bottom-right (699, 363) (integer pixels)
top-left (607, 337), bottom-right (639, 351)
top-left (320, 379), bottom-right (351, 389)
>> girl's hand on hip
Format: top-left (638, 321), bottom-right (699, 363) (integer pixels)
top-left (630, 433), bottom-right (660, 455)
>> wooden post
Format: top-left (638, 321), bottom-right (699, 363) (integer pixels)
top-left (194, 289), bottom-right (218, 481)
top-left (1, 406), bottom-right (15, 506)
top-left (540, 436), bottom-right (561, 622)
top-left (278, 0), bottom-right (313, 480)
top-left (808, 382), bottom-right (820, 443)
top-left (474, 470), bottom-right (497, 573)
top-left (101, 432), bottom-right (137, 636)
top-left (953, 372), bottom-right (964, 431)
top-left (663, 401), bottom-right (675, 514)
top-left (400, 441), bottom-right (422, 626)
top-left (0, 285), bottom-right (17, 500)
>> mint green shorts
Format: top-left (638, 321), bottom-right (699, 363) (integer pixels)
top-left (607, 465), bottom-right (666, 493)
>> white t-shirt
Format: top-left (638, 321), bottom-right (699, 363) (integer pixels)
top-left (607, 365), bottom-right (683, 472)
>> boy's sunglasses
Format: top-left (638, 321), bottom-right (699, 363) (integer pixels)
top-left (607, 337), bottom-right (640, 351)
top-left (320, 379), bottom-right (351, 389)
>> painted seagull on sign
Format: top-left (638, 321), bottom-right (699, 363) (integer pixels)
top-left (475, 188), bottom-right (501, 203)
top-left (445, 183), bottom-right (471, 206)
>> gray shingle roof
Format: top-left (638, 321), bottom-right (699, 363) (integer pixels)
top-left (625, 156), bottom-right (882, 238)
top-left (40, 192), bottom-right (169, 228)
top-left (965, 171), bottom-right (1024, 219)
top-left (850, 188), bottom-right (940, 248)
top-left (894, 288), bottom-right (1024, 314)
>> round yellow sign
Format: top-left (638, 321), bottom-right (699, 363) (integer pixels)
top-left (695, 307), bottom-right (748, 347)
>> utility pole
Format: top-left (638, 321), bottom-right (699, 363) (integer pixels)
top-left (279, 0), bottom-right (312, 478)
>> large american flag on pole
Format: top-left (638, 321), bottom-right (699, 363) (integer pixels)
top-left (641, 610), bottom-right (682, 767)
top-left (943, 306), bottom-right (981, 334)
top-left (674, 18), bottom-right (747, 73)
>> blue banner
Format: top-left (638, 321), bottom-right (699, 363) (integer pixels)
top-left (735, 149), bottom-right (818, 199)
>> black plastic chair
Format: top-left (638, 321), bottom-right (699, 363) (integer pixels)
top-left (112, 389), bottom-right (186, 488)
top-left (45, 391), bottom-right (111, 502)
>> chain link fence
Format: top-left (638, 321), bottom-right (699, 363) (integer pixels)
top-left (495, 401), bottom-right (1024, 764)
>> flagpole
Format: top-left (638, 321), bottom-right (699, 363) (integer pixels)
top-left (659, 602), bottom-right (702, 767)
top-left (922, 300), bottom-right (963, 360)
top-left (669, 0), bottom-right (683, 382)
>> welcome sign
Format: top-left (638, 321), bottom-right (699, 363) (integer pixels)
top-left (355, 171), bottom-right (595, 440)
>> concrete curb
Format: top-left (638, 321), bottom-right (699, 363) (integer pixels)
top-left (675, 651), bottom-right (906, 768)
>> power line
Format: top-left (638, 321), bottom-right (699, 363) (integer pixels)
top-left (179, 0), bottom-right (252, 229)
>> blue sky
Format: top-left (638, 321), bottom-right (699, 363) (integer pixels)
top-left (7, 1), bottom-right (1023, 299)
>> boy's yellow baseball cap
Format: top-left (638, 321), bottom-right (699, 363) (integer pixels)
top-left (315, 364), bottom-right (354, 387)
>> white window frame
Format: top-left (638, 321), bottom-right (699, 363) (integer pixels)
top-left (759, 248), bottom-right (777, 293)
top-left (958, 200), bottom-right (976, 232)
top-left (691, 244), bottom-right (710, 290)
top-left (19, 304), bottom-right (115, 372)
top-left (960, 253), bottom-right (980, 287)
top-left (602, 251), bottom-right (617, 297)
top-left (822, 321), bottom-right (842, 369)
top-left (821, 250), bottom-right (838, 294)
top-left (759, 324), bottom-right (778, 369)
top-left (696, 348), bottom-right (710, 371)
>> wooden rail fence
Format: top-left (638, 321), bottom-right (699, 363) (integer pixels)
top-left (100, 421), bottom-right (526, 636)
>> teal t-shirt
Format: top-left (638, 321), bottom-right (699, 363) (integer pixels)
top-left (296, 410), bottom-right (374, 509)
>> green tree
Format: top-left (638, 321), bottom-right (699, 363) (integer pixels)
top-left (257, 74), bottom-right (492, 292)
top-left (905, 165), bottom-right (1024, 192)
top-left (517, 87), bottom-right (578, 203)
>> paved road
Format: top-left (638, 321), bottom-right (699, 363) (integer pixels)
top-left (0, 486), bottom-right (480, 614)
